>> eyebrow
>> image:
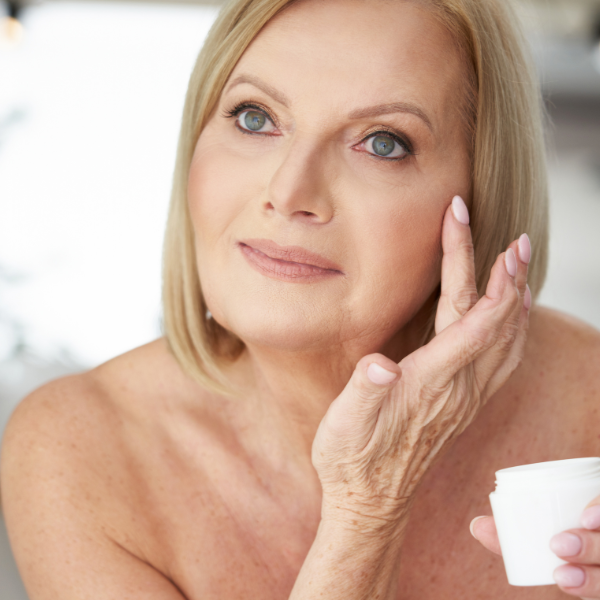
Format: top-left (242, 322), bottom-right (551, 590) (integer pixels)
top-left (348, 102), bottom-right (432, 131)
top-left (225, 74), bottom-right (291, 108)
top-left (225, 73), bottom-right (433, 131)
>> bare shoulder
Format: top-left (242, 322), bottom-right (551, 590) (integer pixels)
top-left (526, 304), bottom-right (600, 382)
top-left (1, 338), bottom-right (183, 480)
top-left (0, 339), bottom-right (192, 599)
top-left (0, 337), bottom-right (200, 522)
top-left (513, 305), bottom-right (600, 453)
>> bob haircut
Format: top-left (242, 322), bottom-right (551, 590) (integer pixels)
top-left (162, 0), bottom-right (549, 394)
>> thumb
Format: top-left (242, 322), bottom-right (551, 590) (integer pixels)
top-left (470, 516), bottom-right (502, 556)
top-left (582, 496), bottom-right (600, 530)
top-left (322, 354), bottom-right (401, 441)
top-left (350, 354), bottom-right (401, 410)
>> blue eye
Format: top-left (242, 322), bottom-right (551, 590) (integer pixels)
top-left (244, 111), bottom-right (265, 131)
top-left (365, 133), bottom-right (408, 160)
top-left (237, 109), bottom-right (276, 134)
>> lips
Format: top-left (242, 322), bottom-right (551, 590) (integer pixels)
top-left (238, 238), bottom-right (344, 281)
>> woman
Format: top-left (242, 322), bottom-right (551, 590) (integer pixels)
top-left (1, 0), bottom-right (599, 598)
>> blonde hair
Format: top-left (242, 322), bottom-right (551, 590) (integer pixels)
top-left (162, 0), bottom-right (549, 394)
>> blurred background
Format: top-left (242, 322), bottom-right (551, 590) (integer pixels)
top-left (0, 0), bottom-right (599, 596)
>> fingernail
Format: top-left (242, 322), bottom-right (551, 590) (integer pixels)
top-left (518, 233), bottom-right (531, 264)
top-left (367, 363), bottom-right (397, 385)
top-left (469, 516), bottom-right (486, 539)
top-left (550, 532), bottom-right (582, 557)
top-left (504, 248), bottom-right (517, 277)
top-left (452, 195), bottom-right (470, 225)
top-left (524, 284), bottom-right (531, 310)
top-left (553, 565), bottom-right (585, 588)
top-left (581, 505), bottom-right (600, 530)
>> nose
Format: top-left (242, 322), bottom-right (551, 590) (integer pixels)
top-left (263, 137), bottom-right (335, 224)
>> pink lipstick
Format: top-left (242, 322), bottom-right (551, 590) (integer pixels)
top-left (238, 239), bottom-right (344, 282)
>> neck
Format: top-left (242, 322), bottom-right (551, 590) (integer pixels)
top-left (224, 297), bottom-right (436, 471)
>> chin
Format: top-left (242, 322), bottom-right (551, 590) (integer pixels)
top-left (211, 297), bottom-right (343, 353)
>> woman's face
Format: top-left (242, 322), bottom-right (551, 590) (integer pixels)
top-left (188, 0), bottom-right (471, 355)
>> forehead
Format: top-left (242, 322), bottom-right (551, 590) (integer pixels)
top-left (229, 0), bottom-right (466, 131)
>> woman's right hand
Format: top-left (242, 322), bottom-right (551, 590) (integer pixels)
top-left (312, 195), bottom-right (531, 533)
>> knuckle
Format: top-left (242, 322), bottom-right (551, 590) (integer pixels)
top-left (495, 322), bottom-right (519, 353)
top-left (442, 286), bottom-right (479, 316)
top-left (352, 377), bottom-right (377, 402)
top-left (455, 237), bottom-right (475, 258)
top-left (507, 281), bottom-right (520, 309)
top-left (464, 320), bottom-right (496, 353)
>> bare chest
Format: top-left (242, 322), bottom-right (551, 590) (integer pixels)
top-left (125, 432), bottom-right (568, 600)
top-left (117, 354), bottom-right (592, 600)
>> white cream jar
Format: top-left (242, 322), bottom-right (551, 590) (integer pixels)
top-left (489, 457), bottom-right (600, 586)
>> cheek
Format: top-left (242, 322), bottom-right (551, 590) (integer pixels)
top-left (187, 138), bottom-right (246, 246)
top-left (343, 176), bottom-right (448, 326)
top-left (358, 144), bottom-right (469, 299)
top-left (187, 136), bottom-right (247, 316)
top-left (187, 120), bottom-right (281, 245)
top-left (354, 166), bottom-right (449, 261)
top-left (363, 202), bottom-right (442, 291)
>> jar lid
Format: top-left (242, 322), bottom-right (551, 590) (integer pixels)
top-left (494, 457), bottom-right (600, 492)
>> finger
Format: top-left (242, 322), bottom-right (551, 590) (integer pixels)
top-left (503, 235), bottom-right (529, 321)
top-left (499, 236), bottom-right (529, 325)
top-left (406, 248), bottom-right (519, 386)
top-left (435, 196), bottom-right (478, 334)
top-left (319, 354), bottom-right (401, 446)
top-left (473, 236), bottom-right (530, 396)
top-left (582, 502), bottom-right (600, 531)
top-left (515, 233), bottom-right (531, 292)
top-left (550, 529), bottom-right (600, 566)
top-left (553, 563), bottom-right (600, 598)
top-left (477, 286), bottom-right (530, 400)
top-left (470, 516), bottom-right (502, 555)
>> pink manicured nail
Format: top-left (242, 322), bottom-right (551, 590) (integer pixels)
top-left (524, 284), bottom-right (531, 310)
top-left (550, 532), bottom-right (582, 557)
top-left (452, 195), bottom-right (470, 225)
top-left (504, 249), bottom-right (517, 277)
top-left (553, 565), bottom-right (585, 588)
top-left (518, 233), bottom-right (531, 264)
top-left (367, 363), bottom-right (397, 385)
top-left (581, 505), bottom-right (600, 530)
top-left (469, 516), bottom-right (486, 539)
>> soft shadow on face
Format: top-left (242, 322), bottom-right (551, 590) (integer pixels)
top-left (188, 0), bottom-right (471, 359)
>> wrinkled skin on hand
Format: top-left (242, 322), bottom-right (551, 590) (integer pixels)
top-left (312, 196), bottom-right (531, 532)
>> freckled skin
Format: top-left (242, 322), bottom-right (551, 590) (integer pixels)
top-left (2, 1), bottom-right (599, 599)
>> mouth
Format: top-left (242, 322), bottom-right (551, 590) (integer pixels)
top-left (238, 238), bottom-right (344, 282)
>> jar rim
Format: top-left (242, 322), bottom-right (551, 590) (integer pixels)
top-left (494, 457), bottom-right (600, 492)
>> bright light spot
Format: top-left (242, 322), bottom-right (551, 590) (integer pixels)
top-left (0, 16), bottom-right (24, 46)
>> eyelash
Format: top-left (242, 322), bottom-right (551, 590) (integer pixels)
top-left (221, 101), bottom-right (414, 161)
top-left (223, 101), bottom-right (279, 131)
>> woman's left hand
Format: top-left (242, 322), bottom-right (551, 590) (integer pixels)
top-left (471, 497), bottom-right (600, 598)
